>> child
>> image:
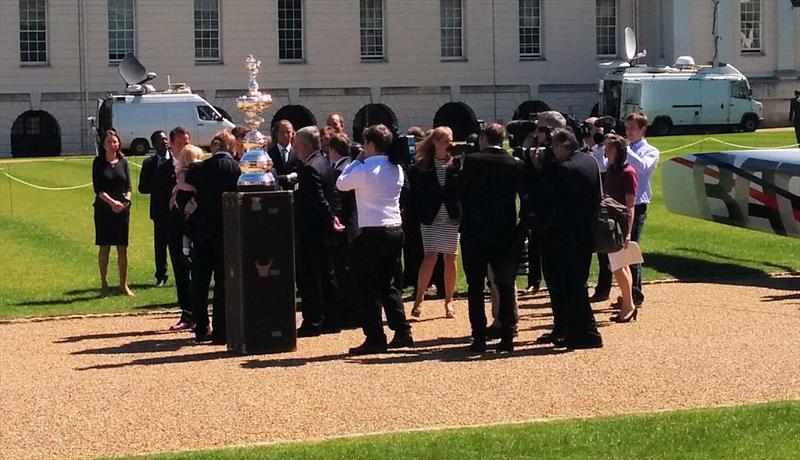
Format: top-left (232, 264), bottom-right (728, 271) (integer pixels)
top-left (171, 144), bottom-right (205, 258)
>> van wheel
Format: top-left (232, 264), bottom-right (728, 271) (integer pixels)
top-left (650, 118), bottom-right (671, 136)
top-left (130, 139), bottom-right (150, 156)
top-left (740, 115), bottom-right (758, 132)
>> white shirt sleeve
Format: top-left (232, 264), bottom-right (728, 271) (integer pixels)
top-left (627, 144), bottom-right (659, 174)
top-left (336, 159), bottom-right (363, 191)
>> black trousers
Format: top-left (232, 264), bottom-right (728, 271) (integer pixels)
top-left (191, 234), bottom-right (225, 338)
top-left (548, 238), bottom-right (600, 341)
top-left (296, 235), bottom-right (339, 327)
top-left (333, 235), bottom-right (361, 326)
top-left (152, 217), bottom-right (169, 282)
top-left (794, 123), bottom-right (800, 145)
top-left (167, 212), bottom-right (192, 323)
top-left (526, 229), bottom-right (542, 288)
top-left (461, 236), bottom-right (517, 340)
top-left (352, 227), bottom-right (410, 345)
top-left (594, 252), bottom-right (612, 294)
top-left (630, 203), bottom-right (648, 304)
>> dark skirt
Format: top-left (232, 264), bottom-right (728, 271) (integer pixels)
top-left (94, 202), bottom-right (130, 246)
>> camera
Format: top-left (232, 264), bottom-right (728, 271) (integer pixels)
top-left (386, 125), bottom-right (413, 165)
top-left (505, 114), bottom-right (538, 148)
top-left (447, 133), bottom-right (480, 169)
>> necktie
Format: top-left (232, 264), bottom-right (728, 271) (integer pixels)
top-left (282, 148), bottom-right (288, 163)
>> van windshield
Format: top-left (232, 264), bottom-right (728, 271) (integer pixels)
top-left (603, 80), bottom-right (622, 119)
top-left (730, 80), bottom-right (750, 100)
top-left (197, 105), bottom-right (222, 121)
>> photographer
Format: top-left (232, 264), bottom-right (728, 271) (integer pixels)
top-left (584, 116), bottom-right (612, 303)
top-left (457, 123), bottom-right (524, 353)
top-left (336, 124), bottom-right (413, 355)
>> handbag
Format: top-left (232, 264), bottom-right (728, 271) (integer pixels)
top-left (592, 167), bottom-right (630, 254)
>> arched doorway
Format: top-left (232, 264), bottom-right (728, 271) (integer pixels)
top-left (10, 110), bottom-right (62, 157)
top-left (512, 100), bottom-right (551, 120)
top-left (270, 105), bottom-right (317, 131)
top-left (433, 102), bottom-right (479, 142)
top-left (352, 103), bottom-right (398, 143)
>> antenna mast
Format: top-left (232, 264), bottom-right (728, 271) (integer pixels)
top-left (712, 0), bottom-right (721, 66)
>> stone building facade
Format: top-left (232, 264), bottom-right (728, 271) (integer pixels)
top-left (0, 0), bottom-right (797, 156)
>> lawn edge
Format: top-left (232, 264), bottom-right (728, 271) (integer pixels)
top-left (2, 271), bottom-right (797, 324)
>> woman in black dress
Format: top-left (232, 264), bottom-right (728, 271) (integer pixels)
top-left (92, 130), bottom-right (135, 296)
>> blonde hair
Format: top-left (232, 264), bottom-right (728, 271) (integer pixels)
top-left (179, 145), bottom-right (205, 167)
top-left (415, 126), bottom-right (453, 163)
top-left (211, 129), bottom-right (237, 153)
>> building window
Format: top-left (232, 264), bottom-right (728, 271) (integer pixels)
top-left (278, 0), bottom-right (303, 62)
top-left (440, 0), bottom-right (463, 60)
top-left (595, 0), bottom-right (616, 56)
top-left (19, 0), bottom-right (47, 64)
top-left (108, 0), bottom-right (135, 63)
top-left (519, 0), bottom-right (541, 58)
top-left (360, 0), bottom-right (384, 61)
top-left (194, 0), bottom-right (220, 63)
top-left (740, 0), bottom-right (761, 52)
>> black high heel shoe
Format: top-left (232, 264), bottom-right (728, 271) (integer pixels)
top-left (611, 308), bottom-right (638, 323)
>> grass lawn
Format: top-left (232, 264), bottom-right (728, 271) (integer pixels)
top-left (117, 401), bottom-right (800, 459)
top-left (1, 131), bottom-right (799, 319)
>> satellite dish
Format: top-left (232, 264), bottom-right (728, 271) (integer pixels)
top-left (624, 27), bottom-right (637, 62)
top-left (118, 53), bottom-right (157, 86)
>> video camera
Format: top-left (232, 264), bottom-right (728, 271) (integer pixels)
top-left (386, 125), bottom-right (414, 166)
top-left (447, 133), bottom-right (480, 170)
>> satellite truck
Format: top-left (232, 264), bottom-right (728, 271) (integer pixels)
top-left (598, 27), bottom-right (763, 136)
top-left (91, 54), bottom-right (234, 155)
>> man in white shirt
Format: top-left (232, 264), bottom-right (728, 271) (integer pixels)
top-left (624, 112), bottom-right (660, 306)
top-left (336, 124), bottom-right (413, 355)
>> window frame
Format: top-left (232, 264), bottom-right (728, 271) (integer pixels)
top-left (18, 0), bottom-right (48, 66)
top-left (278, 0), bottom-right (305, 63)
top-left (739, 0), bottom-right (762, 53)
top-left (107, 0), bottom-right (136, 64)
top-left (193, 0), bottom-right (222, 64)
top-left (595, 0), bottom-right (617, 58)
top-left (518, 0), bottom-right (542, 60)
top-left (440, 0), bottom-right (465, 61)
top-left (360, 0), bottom-right (385, 62)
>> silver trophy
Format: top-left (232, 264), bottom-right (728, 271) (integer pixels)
top-left (236, 55), bottom-right (275, 189)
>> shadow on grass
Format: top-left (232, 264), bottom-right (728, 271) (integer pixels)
top-left (673, 247), bottom-right (797, 273)
top-left (643, 253), bottom-right (799, 288)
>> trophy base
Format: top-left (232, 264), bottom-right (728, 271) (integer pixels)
top-left (237, 183), bottom-right (279, 192)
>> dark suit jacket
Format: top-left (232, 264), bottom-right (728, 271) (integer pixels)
top-left (791, 97), bottom-right (800, 125)
top-left (550, 150), bottom-right (601, 249)
top-left (268, 144), bottom-right (299, 189)
top-left (186, 151), bottom-right (240, 239)
top-left (294, 151), bottom-right (339, 244)
top-left (407, 156), bottom-right (461, 225)
top-left (457, 146), bottom-right (524, 243)
top-left (332, 156), bottom-right (359, 243)
top-left (138, 151), bottom-right (175, 221)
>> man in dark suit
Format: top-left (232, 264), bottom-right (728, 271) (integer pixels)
top-left (790, 90), bottom-right (800, 145)
top-left (268, 119), bottom-right (300, 190)
top-left (138, 131), bottom-right (173, 286)
top-left (458, 123), bottom-right (525, 353)
top-left (186, 131), bottom-right (241, 343)
top-left (292, 126), bottom-right (342, 336)
top-left (546, 128), bottom-right (603, 349)
top-left (328, 132), bottom-right (360, 328)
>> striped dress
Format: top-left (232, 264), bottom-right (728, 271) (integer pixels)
top-left (420, 159), bottom-right (461, 254)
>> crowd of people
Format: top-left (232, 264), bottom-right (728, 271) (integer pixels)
top-left (91, 109), bottom-right (660, 354)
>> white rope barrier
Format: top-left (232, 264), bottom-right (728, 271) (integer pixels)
top-left (1, 170), bottom-right (93, 191)
top-left (658, 137), bottom-right (799, 154)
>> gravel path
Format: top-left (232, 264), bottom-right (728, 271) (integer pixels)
top-left (1, 276), bottom-right (798, 460)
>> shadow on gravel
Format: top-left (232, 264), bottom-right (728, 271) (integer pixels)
top-left (348, 342), bottom-right (570, 365)
top-left (56, 330), bottom-right (170, 343)
top-left (75, 349), bottom-right (232, 371)
top-left (241, 353), bottom-right (350, 369)
top-left (72, 337), bottom-right (190, 355)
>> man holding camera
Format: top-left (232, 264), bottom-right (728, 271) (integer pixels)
top-left (458, 123), bottom-right (524, 353)
top-left (585, 117), bottom-right (612, 302)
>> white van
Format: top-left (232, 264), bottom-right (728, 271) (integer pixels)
top-left (97, 92), bottom-right (234, 155)
top-left (599, 58), bottom-right (763, 136)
